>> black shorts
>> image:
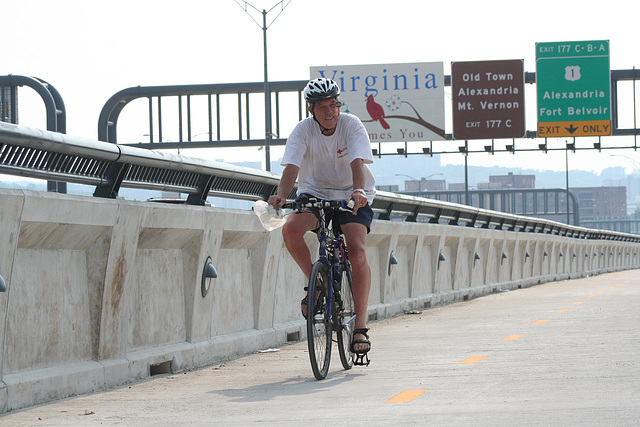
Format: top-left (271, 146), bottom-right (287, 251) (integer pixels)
top-left (329, 204), bottom-right (373, 234)
top-left (298, 193), bottom-right (373, 234)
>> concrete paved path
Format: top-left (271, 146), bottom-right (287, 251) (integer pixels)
top-left (1, 270), bottom-right (639, 426)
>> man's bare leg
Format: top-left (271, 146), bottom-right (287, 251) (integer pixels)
top-left (281, 212), bottom-right (318, 317)
top-left (341, 222), bottom-right (371, 353)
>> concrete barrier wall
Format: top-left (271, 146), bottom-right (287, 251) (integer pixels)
top-left (0, 188), bottom-right (638, 412)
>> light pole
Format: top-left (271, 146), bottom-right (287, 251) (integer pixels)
top-left (425, 172), bottom-right (445, 180)
top-left (610, 154), bottom-right (640, 173)
top-left (464, 140), bottom-right (469, 205)
top-left (395, 173), bottom-right (443, 193)
top-left (610, 154), bottom-right (640, 220)
top-left (143, 134), bottom-right (180, 154)
top-left (395, 173), bottom-right (420, 192)
top-left (566, 139), bottom-right (571, 225)
top-left (234, 1), bottom-right (291, 172)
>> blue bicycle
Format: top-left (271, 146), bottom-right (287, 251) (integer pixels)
top-left (283, 196), bottom-right (357, 380)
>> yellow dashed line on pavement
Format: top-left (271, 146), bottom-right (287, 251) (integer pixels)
top-left (386, 389), bottom-right (428, 403)
top-left (458, 355), bottom-right (488, 364)
top-left (573, 301), bottom-right (585, 305)
top-left (503, 335), bottom-right (522, 340)
top-left (586, 295), bottom-right (597, 298)
top-left (531, 320), bottom-right (549, 324)
top-left (556, 309), bottom-right (569, 312)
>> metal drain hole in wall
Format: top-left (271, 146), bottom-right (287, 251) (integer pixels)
top-left (150, 361), bottom-right (172, 376)
top-left (287, 331), bottom-right (300, 342)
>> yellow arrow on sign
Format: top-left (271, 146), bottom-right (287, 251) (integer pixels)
top-left (538, 120), bottom-right (611, 137)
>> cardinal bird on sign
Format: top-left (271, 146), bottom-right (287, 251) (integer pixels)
top-left (366, 94), bottom-right (390, 129)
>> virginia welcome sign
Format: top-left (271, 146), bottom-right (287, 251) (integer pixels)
top-left (311, 62), bottom-right (446, 142)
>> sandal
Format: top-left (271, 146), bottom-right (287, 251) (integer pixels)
top-left (300, 285), bottom-right (323, 319)
top-left (351, 328), bottom-right (371, 366)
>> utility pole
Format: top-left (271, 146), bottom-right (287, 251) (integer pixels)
top-left (234, 1), bottom-right (292, 172)
top-left (464, 140), bottom-right (469, 205)
top-left (566, 141), bottom-right (570, 225)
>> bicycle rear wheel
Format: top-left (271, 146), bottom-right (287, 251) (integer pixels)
top-left (307, 261), bottom-right (332, 380)
top-left (335, 263), bottom-right (356, 370)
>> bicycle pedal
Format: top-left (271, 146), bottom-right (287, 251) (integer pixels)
top-left (353, 353), bottom-right (370, 366)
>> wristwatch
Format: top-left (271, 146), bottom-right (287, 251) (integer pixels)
top-left (353, 189), bottom-right (366, 196)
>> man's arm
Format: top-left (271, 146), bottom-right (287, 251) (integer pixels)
top-left (350, 158), bottom-right (368, 214)
top-left (350, 158), bottom-right (366, 190)
top-left (267, 164), bottom-right (299, 210)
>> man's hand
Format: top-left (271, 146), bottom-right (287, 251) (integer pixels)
top-left (268, 195), bottom-right (286, 210)
top-left (349, 190), bottom-right (368, 215)
top-left (269, 164), bottom-right (299, 211)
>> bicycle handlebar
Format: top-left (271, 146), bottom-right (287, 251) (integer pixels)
top-left (282, 197), bottom-right (355, 212)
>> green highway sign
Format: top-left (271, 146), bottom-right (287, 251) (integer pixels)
top-left (536, 40), bottom-right (611, 137)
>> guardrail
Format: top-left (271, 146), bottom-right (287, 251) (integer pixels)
top-left (1, 121), bottom-right (639, 242)
top-left (0, 75), bottom-right (66, 133)
top-left (416, 188), bottom-right (580, 226)
top-left (1, 74), bottom-right (69, 193)
top-left (98, 80), bottom-right (308, 147)
top-left (97, 70), bottom-right (640, 151)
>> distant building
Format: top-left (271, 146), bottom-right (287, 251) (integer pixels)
top-left (424, 179), bottom-right (446, 191)
top-left (573, 186), bottom-right (627, 221)
top-left (488, 172), bottom-right (535, 189)
top-left (604, 175), bottom-right (640, 215)
top-left (401, 179), bottom-right (446, 192)
top-left (376, 184), bottom-right (399, 192)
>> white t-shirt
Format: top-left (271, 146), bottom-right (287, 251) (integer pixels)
top-left (281, 113), bottom-right (376, 202)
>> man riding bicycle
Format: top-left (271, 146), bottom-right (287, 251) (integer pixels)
top-left (268, 77), bottom-right (376, 361)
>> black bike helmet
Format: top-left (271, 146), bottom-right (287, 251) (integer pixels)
top-left (303, 78), bottom-right (340, 103)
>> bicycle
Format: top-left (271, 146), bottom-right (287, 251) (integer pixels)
top-left (282, 196), bottom-right (361, 380)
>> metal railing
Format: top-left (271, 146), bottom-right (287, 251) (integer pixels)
top-left (413, 188), bottom-right (580, 226)
top-left (97, 70), bottom-right (639, 155)
top-left (0, 75), bottom-right (65, 133)
top-left (97, 80), bottom-right (308, 148)
top-left (1, 74), bottom-right (68, 193)
top-left (2, 121), bottom-right (639, 242)
top-left (1, 122), bottom-right (282, 204)
top-left (581, 218), bottom-right (640, 235)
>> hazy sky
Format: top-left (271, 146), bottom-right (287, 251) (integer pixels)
top-left (3, 0), bottom-right (640, 174)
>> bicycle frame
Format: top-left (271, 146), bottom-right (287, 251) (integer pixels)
top-left (282, 197), bottom-right (357, 378)
top-left (309, 206), bottom-right (355, 333)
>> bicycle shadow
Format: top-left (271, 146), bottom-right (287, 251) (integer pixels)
top-left (206, 371), bottom-right (365, 403)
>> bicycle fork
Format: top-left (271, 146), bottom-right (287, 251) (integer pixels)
top-left (331, 239), bottom-right (354, 332)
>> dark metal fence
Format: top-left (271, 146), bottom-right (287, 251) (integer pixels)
top-left (1, 75), bottom-right (68, 192)
top-left (3, 72), bottom-right (640, 241)
top-left (97, 80), bottom-right (308, 148)
top-left (2, 121), bottom-right (639, 242)
top-left (96, 70), bottom-right (639, 155)
top-left (413, 188), bottom-right (580, 226)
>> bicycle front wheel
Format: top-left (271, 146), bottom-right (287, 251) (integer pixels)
top-left (307, 261), bottom-right (332, 380)
top-left (335, 262), bottom-right (356, 370)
